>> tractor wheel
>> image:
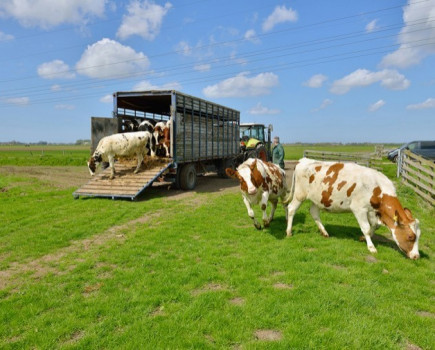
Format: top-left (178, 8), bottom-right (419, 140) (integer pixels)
top-left (255, 144), bottom-right (268, 162)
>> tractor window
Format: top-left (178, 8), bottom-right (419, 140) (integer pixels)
top-left (240, 126), bottom-right (265, 142)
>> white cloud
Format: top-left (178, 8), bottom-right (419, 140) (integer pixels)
top-left (194, 64), bottom-right (211, 72)
top-left (312, 99), bottom-right (333, 112)
top-left (0, 0), bottom-right (106, 29)
top-left (262, 5), bottom-right (298, 32)
top-left (0, 31), bottom-right (14, 41)
top-left (4, 97), bottom-right (29, 106)
top-left (37, 60), bottom-right (76, 80)
top-left (176, 41), bottom-right (192, 56)
top-left (75, 38), bottom-right (150, 79)
top-left (303, 74), bottom-right (328, 88)
top-left (55, 104), bottom-right (75, 110)
top-left (117, 0), bottom-right (172, 40)
top-left (406, 97), bottom-right (435, 110)
top-left (51, 84), bottom-right (62, 92)
top-left (365, 19), bottom-right (378, 33)
top-left (368, 99), bottom-right (385, 112)
top-left (132, 80), bottom-right (181, 91)
top-left (244, 29), bottom-right (260, 44)
top-left (203, 72), bottom-right (279, 98)
top-left (248, 102), bottom-right (280, 115)
top-left (100, 94), bottom-right (113, 103)
top-left (330, 69), bottom-right (410, 94)
top-left (381, 0), bottom-right (435, 68)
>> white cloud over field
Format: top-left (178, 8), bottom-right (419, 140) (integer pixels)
top-left (37, 60), bottom-right (76, 80)
top-left (117, 0), bottom-right (172, 40)
top-left (303, 74), bottom-right (328, 88)
top-left (368, 99), bottom-right (385, 112)
top-left (203, 72), bottom-right (279, 98)
top-left (407, 98), bottom-right (435, 110)
top-left (248, 102), bottom-right (280, 115)
top-left (0, 0), bottom-right (106, 28)
top-left (330, 69), bottom-right (410, 94)
top-left (75, 38), bottom-right (150, 79)
top-left (381, 0), bottom-right (435, 68)
top-left (262, 5), bottom-right (298, 32)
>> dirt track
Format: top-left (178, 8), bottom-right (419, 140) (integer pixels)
top-left (0, 160), bottom-right (297, 199)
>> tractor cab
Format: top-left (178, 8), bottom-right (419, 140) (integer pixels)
top-left (239, 123), bottom-right (273, 163)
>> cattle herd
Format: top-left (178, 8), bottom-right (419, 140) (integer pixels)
top-left (87, 122), bottom-right (421, 259)
top-left (226, 158), bottom-right (421, 260)
top-left (87, 119), bottom-right (171, 179)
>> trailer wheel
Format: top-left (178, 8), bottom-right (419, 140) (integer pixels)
top-left (179, 163), bottom-right (197, 190)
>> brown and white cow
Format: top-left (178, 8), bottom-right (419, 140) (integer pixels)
top-left (226, 158), bottom-right (290, 230)
top-left (154, 120), bottom-right (171, 157)
top-left (285, 158), bottom-right (421, 259)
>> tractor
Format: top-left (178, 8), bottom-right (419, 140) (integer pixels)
top-left (237, 123), bottom-right (273, 165)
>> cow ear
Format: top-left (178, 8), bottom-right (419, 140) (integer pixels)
top-left (403, 208), bottom-right (413, 221)
top-left (225, 168), bottom-right (237, 179)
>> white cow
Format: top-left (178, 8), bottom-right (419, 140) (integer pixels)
top-left (226, 158), bottom-right (290, 229)
top-left (285, 158), bottom-right (421, 259)
top-left (87, 131), bottom-right (154, 179)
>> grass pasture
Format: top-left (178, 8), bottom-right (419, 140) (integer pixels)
top-left (0, 145), bottom-right (434, 349)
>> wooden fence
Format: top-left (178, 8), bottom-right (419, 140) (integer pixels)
top-left (398, 150), bottom-right (435, 205)
top-left (303, 150), bottom-right (382, 169)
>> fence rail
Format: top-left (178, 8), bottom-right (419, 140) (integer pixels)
top-left (303, 150), bottom-right (382, 169)
top-left (398, 150), bottom-right (435, 205)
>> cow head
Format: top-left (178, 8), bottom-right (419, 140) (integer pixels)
top-left (226, 159), bottom-right (263, 195)
top-left (391, 208), bottom-right (421, 260)
top-left (87, 153), bottom-right (102, 176)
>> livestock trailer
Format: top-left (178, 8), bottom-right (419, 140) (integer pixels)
top-left (74, 90), bottom-right (240, 200)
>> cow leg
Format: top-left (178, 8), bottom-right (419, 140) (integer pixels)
top-left (261, 193), bottom-right (272, 227)
top-left (134, 152), bottom-right (143, 174)
top-left (243, 197), bottom-right (262, 230)
top-left (264, 199), bottom-right (278, 228)
top-left (108, 155), bottom-right (115, 179)
top-left (310, 204), bottom-right (329, 238)
top-left (359, 211), bottom-right (379, 242)
top-left (353, 210), bottom-right (377, 254)
top-left (286, 198), bottom-right (303, 237)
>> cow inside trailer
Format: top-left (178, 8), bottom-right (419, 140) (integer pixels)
top-left (84, 90), bottom-right (241, 197)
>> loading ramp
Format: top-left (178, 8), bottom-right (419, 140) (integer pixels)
top-left (73, 160), bottom-right (173, 200)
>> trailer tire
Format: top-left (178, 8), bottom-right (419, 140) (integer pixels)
top-left (179, 163), bottom-right (197, 190)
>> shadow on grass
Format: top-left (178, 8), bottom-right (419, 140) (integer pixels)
top-left (268, 212), bottom-right (306, 240)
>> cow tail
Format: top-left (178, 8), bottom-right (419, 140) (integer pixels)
top-left (283, 170), bottom-right (295, 206)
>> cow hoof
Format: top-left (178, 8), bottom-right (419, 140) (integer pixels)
top-left (321, 232), bottom-right (329, 238)
top-left (263, 221), bottom-right (270, 228)
top-left (286, 231), bottom-right (293, 237)
top-left (368, 246), bottom-right (377, 254)
top-left (254, 224), bottom-right (263, 230)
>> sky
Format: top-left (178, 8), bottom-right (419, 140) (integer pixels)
top-left (0, 0), bottom-right (434, 143)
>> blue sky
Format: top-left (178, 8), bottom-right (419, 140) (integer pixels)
top-left (0, 0), bottom-right (434, 143)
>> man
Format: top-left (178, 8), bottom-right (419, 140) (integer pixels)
top-left (272, 136), bottom-right (285, 169)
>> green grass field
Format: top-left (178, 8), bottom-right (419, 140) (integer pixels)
top-left (0, 145), bottom-right (433, 349)
top-left (0, 145), bottom-right (90, 166)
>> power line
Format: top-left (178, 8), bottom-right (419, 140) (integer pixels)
top-left (2, 16), bottom-right (434, 99)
